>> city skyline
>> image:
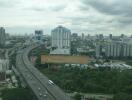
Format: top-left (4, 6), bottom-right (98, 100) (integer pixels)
top-left (0, 0), bottom-right (132, 35)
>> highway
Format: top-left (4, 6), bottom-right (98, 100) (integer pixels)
top-left (16, 45), bottom-right (70, 100)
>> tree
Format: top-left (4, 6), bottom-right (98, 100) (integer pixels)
top-left (73, 93), bottom-right (82, 100)
top-left (113, 92), bottom-right (132, 100)
top-left (2, 88), bottom-right (35, 100)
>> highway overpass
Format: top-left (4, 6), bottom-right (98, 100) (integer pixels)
top-left (16, 45), bottom-right (70, 100)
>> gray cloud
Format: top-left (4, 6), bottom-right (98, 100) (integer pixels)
top-left (81, 0), bottom-right (132, 16)
top-left (0, 0), bottom-right (18, 8)
top-left (50, 5), bottom-right (66, 12)
top-left (31, 7), bottom-right (45, 12)
top-left (59, 16), bottom-right (112, 33)
top-left (0, 0), bottom-right (132, 35)
top-left (31, 4), bottom-right (66, 12)
top-left (60, 14), bottom-right (111, 27)
top-left (80, 0), bottom-right (132, 28)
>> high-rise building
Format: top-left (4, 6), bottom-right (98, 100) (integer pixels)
top-left (72, 33), bottom-right (78, 38)
top-left (99, 34), bottom-right (104, 40)
top-left (0, 27), bottom-right (6, 47)
top-left (0, 59), bottom-right (9, 83)
top-left (71, 33), bottom-right (78, 41)
top-left (96, 41), bottom-right (132, 58)
top-left (95, 44), bottom-right (102, 58)
top-left (82, 33), bottom-right (85, 40)
top-left (0, 59), bottom-right (9, 72)
top-left (109, 34), bottom-right (112, 39)
top-left (121, 34), bottom-right (125, 38)
top-left (35, 30), bottom-right (43, 40)
top-left (105, 42), bottom-right (132, 57)
top-left (105, 42), bottom-right (122, 57)
top-left (51, 25), bottom-right (71, 55)
top-left (5, 33), bottom-right (10, 40)
top-left (51, 25), bottom-right (71, 49)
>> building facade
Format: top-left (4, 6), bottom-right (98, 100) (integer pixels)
top-left (0, 59), bottom-right (9, 83)
top-left (95, 44), bottom-right (102, 58)
top-left (105, 42), bottom-right (122, 57)
top-left (96, 41), bottom-right (132, 58)
top-left (0, 59), bottom-right (9, 72)
top-left (35, 30), bottom-right (43, 40)
top-left (51, 25), bottom-right (71, 49)
top-left (0, 27), bottom-right (6, 47)
top-left (103, 42), bottom-right (132, 58)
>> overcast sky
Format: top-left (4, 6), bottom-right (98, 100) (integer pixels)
top-left (0, 0), bottom-right (132, 35)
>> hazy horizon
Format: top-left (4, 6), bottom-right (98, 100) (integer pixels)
top-left (4, 26), bottom-right (131, 36)
top-left (1, 0), bottom-right (132, 35)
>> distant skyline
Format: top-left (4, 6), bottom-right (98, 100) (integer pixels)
top-left (0, 0), bottom-right (132, 35)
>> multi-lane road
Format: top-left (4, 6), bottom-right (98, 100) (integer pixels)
top-left (16, 45), bottom-right (70, 100)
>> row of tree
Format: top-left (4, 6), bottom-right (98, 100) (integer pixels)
top-left (39, 67), bottom-right (132, 100)
top-left (1, 88), bottom-right (36, 100)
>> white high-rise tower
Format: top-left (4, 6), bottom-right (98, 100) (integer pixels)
top-left (51, 25), bottom-right (71, 55)
top-left (51, 25), bottom-right (71, 48)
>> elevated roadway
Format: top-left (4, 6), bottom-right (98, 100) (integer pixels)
top-left (16, 45), bottom-right (70, 100)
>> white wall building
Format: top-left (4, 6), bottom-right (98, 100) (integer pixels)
top-left (51, 25), bottom-right (71, 49)
top-left (51, 25), bottom-right (71, 55)
top-left (96, 41), bottom-right (132, 58)
top-left (0, 59), bottom-right (9, 72)
top-left (105, 42), bottom-right (132, 57)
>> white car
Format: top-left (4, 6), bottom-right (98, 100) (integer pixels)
top-left (45, 90), bottom-right (48, 94)
top-left (48, 80), bottom-right (54, 85)
top-left (39, 93), bottom-right (42, 97)
top-left (38, 87), bottom-right (41, 90)
top-left (43, 94), bottom-right (47, 97)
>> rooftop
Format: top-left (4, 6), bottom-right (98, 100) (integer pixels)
top-left (41, 55), bottom-right (90, 64)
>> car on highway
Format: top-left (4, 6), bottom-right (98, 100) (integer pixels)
top-left (38, 87), bottom-right (41, 90)
top-left (48, 80), bottom-right (54, 85)
top-left (45, 90), bottom-right (48, 94)
top-left (39, 93), bottom-right (42, 97)
top-left (43, 94), bottom-right (47, 97)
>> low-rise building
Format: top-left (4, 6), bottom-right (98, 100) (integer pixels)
top-left (0, 59), bottom-right (9, 84)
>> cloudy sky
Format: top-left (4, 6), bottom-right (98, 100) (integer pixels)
top-left (0, 0), bottom-right (132, 35)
